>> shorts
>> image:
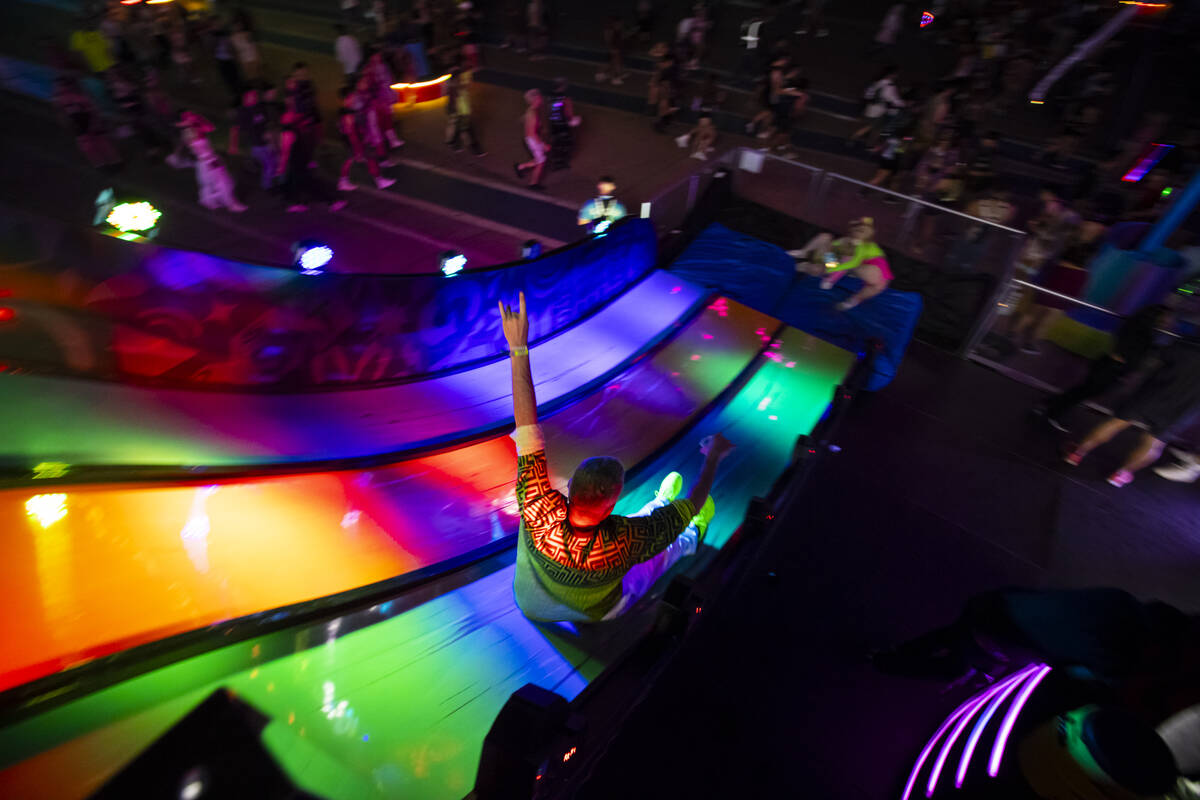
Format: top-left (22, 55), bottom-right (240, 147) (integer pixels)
top-left (524, 135), bottom-right (547, 164)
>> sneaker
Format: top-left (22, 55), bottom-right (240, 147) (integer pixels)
top-left (655, 472), bottom-right (684, 503)
top-left (380, 156), bottom-right (399, 168)
top-left (1107, 469), bottom-right (1134, 488)
top-left (286, 204), bottom-right (308, 213)
top-left (386, 133), bottom-right (405, 149)
top-left (691, 151), bottom-right (707, 160)
top-left (1063, 449), bottom-right (1085, 467)
top-left (374, 176), bottom-right (395, 189)
top-left (330, 199), bottom-right (348, 212)
top-left (228, 202), bottom-right (247, 213)
top-left (611, 76), bottom-right (624, 86)
top-left (1154, 457), bottom-right (1200, 483)
top-left (337, 178), bottom-right (357, 192)
top-left (691, 496), bottom-right (716, 544)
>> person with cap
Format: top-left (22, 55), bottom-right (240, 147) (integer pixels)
top-left (577, 176), bottom-right (627, 234)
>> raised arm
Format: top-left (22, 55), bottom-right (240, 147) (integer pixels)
top-left (688, 433), bottom-right (734, 511)
top-left (500, 291), bottom-right (537, 427)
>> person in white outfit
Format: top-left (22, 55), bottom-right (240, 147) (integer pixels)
top-left (178, 113), bottom-right (246, 212)
top-left (334, 24), bottom-right (362, 78)
top-left (849, 65), bottom-right (905, 146)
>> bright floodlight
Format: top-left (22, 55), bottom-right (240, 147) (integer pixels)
top-left (293, 239), bottom-right (334, 274)
top-left (106, 201), bottom-right (162, 233)
top-left (440, 250), bottom-right (467, 277)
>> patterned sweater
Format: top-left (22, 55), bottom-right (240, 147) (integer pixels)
top-left (511, 425), bottom-right (695, 621)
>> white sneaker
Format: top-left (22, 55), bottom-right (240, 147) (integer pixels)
top-left (1154, 456), bottom-right (1200, 483)
top-left (337, 178), bottom-right (357, 192)
top-left (690, 151), bottom-right (707, 160)
top-left (228, 202), bottom-right (247, 213)
top-left (375, 176), bottom-right (395, 189)
top-left (612, 76), bottom-right (624, 86)
top-left (330, 199), bottom-right (348, 212)
top-left (386, 133), bottom-right (405, 149)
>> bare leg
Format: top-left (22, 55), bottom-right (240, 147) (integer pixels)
top-left (839, 265), bottom-right (889, 309)
top-left (1074, 417), bottom-right (1131, 458)
top-left (1121, 433), bottom-right (1166, 474)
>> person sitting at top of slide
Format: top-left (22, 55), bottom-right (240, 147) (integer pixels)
top-left (499, 292), bottom-right (732, 623)
top-left (789, 217), bottom-right (894, 310)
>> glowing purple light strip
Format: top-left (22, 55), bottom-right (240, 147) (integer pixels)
top-left (900, 696), bottom-right (982, 800)
top-left (925, 666), bottom-right (1038, 797)
top-left (1122, 143), bottom-right (1174, 183)
top-left (987, 664), bottom-right (1052, 777)
top-left (954, 665), bottom-right (1040, 788)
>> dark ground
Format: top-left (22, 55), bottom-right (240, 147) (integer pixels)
top-left (574, 340), bottom-right (1200, 798)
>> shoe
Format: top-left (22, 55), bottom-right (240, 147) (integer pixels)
top-left (330, 199), bottom-right (348, 212)
top-left (655, 472), bottom-right (684, 503)
top-left (595, 72), bottom-right (608, 82)
top-left (1154, 457), bottom-right (1200, 483)
top-left (380, 156), bottom-right (399, 167)
top-left (513, 162), bottom-right (526, 178)
top-left (691, 151), bottom-right (707, 160)
top-left (1063, 449), bottom-right (1085, 467)
top-left (691, 496), bottom-right (715, 544)
top-left (1107, 469), bottom-right (1134, 488)
top-left (228, 202), bottom-right (247, 213)
top-left (1046, 417), bottom-right (1070, 434)
top-left (796, 28), bottom-right (809, 35)
top-left (375, 176), bottom-right (395, 189)
top-left (386, 133), bottom-right (405, 149)
top-left (337, 178), bottom-right (357, 192)
top-left (816, 29), bottom-right (830, 38)
top-left (474, 150), bottom-right (487, 157)
top-left (756, 130), bottom-right (770, 139)
top-left (286, 204), bottom-right (308, 213)
top-left (612, 76), bottom-right (624, 86)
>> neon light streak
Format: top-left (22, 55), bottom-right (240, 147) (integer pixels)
top-left (926, 666), bottom-right (1037, 797)
top-left (1122, 143), bottom-right (1174, 182)
top-left (1029, 99), bottom-right (1045, 105)
top-left (1117, 1), bottom-right (1170, 7)
top-left (900, 695), bottom-right (983, 800)
top-left (921, 11), bottom-right (935, 27)
top-left (955, 665), bottom-right (1038, 787)
top-left (390, 74), bottom-right (452, 90)
top-left (25, 494), bottom-right (68, 529)
top-left (988, 664), bottom-right (1052, 776)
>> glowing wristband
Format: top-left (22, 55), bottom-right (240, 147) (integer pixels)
top-left (510, 346), bottom-right (529, 357)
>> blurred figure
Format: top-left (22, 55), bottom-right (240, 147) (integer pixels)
top-left (363, 51), bottom-right (404, 150)
top-left (230, 18), bottom-right (260, 82)
top-left (280, 101), bottom-right (346, 213)
top-left (868, 1), bottom-right (907, 59)
top-left (444, 72), bottom-right (485, 156)
top-left (849, 65), bottom-right (904, 147)
top-left (211, 24), bottom-right (242, 98)
top-left (797, 0), bottom-right (829, 38)
top-left (228, 87), bottom-right (278, 190)
top-left (597, 16), bottom-right (626, 85)
top-left (179, 111), bottom-right (246, 212)
top-left (52, 77), bottom-right (121, 169)
top-left (287, 62), bottom-right (323, 162)
top-left (546, 78), bottom-right (580, 171)
top-left (513, 89), bottom-right (547, 190)
top-left (678, 114), bottom-right (716, 160)
top-left (577, 176), bottom-right (627, 232)
top-left (334, 24), bottom-right (362, 79)
top-left (1154, 448), bottom-right (1200, 484)
top-left (1066, 335), bottom-right (1200, 487)
top-left (1037, 303), bottom-right (1171, 434)
top-left (336, 85), bottom-right (395, 191)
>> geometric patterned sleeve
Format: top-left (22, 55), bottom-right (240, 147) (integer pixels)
top-left (511, 425), bottom-right (568, 549)
top-left (620, 499), bottom-right (696, 565)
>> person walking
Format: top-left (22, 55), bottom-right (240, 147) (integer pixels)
top-left (52, 77), bottom-right (121, 169)
top-left (546, 78), bottom-right (580, 171)
top-left (230, 18), bottom-right (260, 82)
top-left (179, 112), bottom-right (247, 212)
top-left (280, 102), bottom-right (347, 213)
top-left (364, 51), bottom-right (404, 150)
top-left (444, 72), bottom-right (485, 156)
top-left (1065, 335), bottom-right (1200, 488)
top-left (499, 292), bottom-right (729, 623)
top-left (336, 86), bottom-right (396, 191)
top-left (513, 89), bottom-right (548, 190)
top-left (849, 65), bottom-right (904, 147)
top-left (334, 24), bottom-right (362, 79)
top-left (228, 86), bottom-right (279, 191)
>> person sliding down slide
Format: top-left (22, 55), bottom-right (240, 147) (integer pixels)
top-left (789, 217), bottom-right (893, 311)
top-left (499, 292), bottom-right (734, 623)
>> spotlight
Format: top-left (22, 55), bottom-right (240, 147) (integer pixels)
top-left (292, 240), bottom-right (333, 274)
top-left (521, 239), bottom-right (542, 260)
top-left (440, 250), bottom-right (467, 277)
top-left (107, 201), bottom-right (162, 234)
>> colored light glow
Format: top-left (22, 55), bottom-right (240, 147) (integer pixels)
top-left (1028, 99), bottom-right (1045, 105)
top-left (1122, 143), bottom-right (1174, 182)
top-left (956, 665), bottom-right (1039, 787)
top-left (0, 307), bottom-right (14, 322)
top-left (25, 494), bottom-right (68, 529)
top-left (1117, 1), bottom-right (1170, 7)
top-left (32, 462), bottom-right (70, 479)
top-left (988, 664), bottom-right (1052, 776)
top-left (1162, 186), bottom-right (1174, 198)
top-left (927, 665), bottom-right (1039, 796)
top-left (106, 201), bottom-right (162, 233)
top-left (297, 245), bottom-right (334, 274)
top-left (390, 74), bottom-right (452, 90)
top-left (593, 219), bottom-right (612, 235)
top-left (180, 779), bottom-right (203, 800)
top-left (441, 252), bottom-right (467, 276)
top-left (901, 694), bottom-right (986, 800)
top-left (920, 11), bottom-right (935, 27)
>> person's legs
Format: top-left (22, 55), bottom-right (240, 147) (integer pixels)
top-left (1121, 432), bottom-right (1166, 474)
top-left (1044, 356), bottom-right (1125, 422)
top-left (1069, 417), bottom-right (1131, 462)
top-left (838, 265), bottom-right (888, 307)
top-left (252, 144), bottom-right (276, 189)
